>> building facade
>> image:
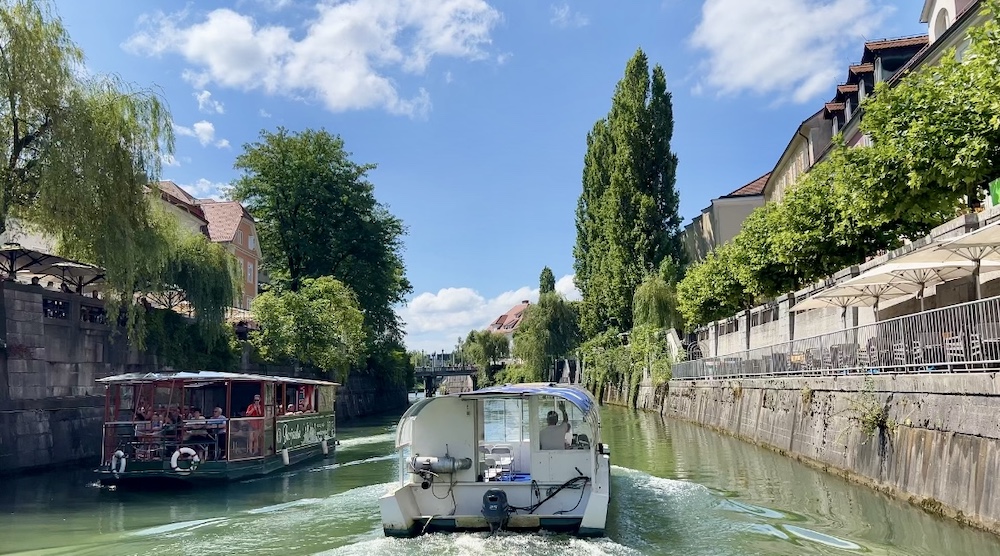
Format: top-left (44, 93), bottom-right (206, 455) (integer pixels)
top-left (198, 200), bottom-right (262, 310)
top-left (681, 173), bottom-right (769, 263)
top-left (487, 299), bottom-right (530, 351)
top-left (156, 181), bottom-right (210, 237)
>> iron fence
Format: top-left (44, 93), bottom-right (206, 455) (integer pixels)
top-left (672, 295), bottom-right (1000, 380)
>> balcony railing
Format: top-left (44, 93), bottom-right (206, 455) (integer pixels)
top-left (673, 295), bottom-right (1000, 380)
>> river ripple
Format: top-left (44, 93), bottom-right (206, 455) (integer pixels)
top-left (0, 406), bottom-right (996, 555)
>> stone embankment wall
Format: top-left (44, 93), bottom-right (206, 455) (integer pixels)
top-left (661, 374), bottom-right (1000, 535)
top-left (0, 282), bottom-right (407, 474)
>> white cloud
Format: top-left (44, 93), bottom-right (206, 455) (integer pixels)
top-left (194, 89), bottom-right (225, 113)
top-left (444, 70), bottom-right (453, 84)
top-left (178, 178), bottom-right (229, 201)
top-left (173, 119), bottom-right (230, 148)
top-left (259, 108), bottom-right (272, 118)
top-left (496, 51), bottom-right (512, 65)
top-left (555, 275), bottom-right (582, 301)
top-left (400, 274), bottom-right (581, 352)
top-left (689, 0), bottom-right (892, 103)
top-left (124, 1), bottom-right (503, 118)
top-left (550, 3), bottom-right (589, 28)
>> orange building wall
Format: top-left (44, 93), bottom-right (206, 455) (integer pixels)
top-left (227, 218), bottom-right (261, 309)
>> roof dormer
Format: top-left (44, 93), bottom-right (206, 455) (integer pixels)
top-left (921, 1), bottom-right (969, 43)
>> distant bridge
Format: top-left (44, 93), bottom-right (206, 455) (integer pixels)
top-left (414, 365), bottom-right (478, 396)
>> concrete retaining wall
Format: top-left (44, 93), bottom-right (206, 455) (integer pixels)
top-left (663, 374), bottom-right (1000, 534)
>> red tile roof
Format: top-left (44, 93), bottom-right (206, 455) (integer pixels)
top-left (864, 35), bottom-right (928, 51)
top-left (198, 201), bottom-right (252, 243)
top-left (157, 180), bottom-right (207, 224)
top-left (825, 102), bottom-right (845, 113)
top-left (487, 300), bottom-right (530, 334)
top-left (723, 173), bottom-right (770, 198)
top-left (837, 84), bottom-right (858, 95)
top-left (849, 63), bottom-right (874, 75)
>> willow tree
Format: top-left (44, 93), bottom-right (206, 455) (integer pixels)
top-left (144, 208), bottom-right (241, 334)
top-left (512, 292), bottom-right (580, 381)
top-left (0, 0), bottom-right (173, 342)
top-left (573, 48), bottom-right (682, 338)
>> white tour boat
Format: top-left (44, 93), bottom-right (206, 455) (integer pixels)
top-left (380, 383), bottom-right (611, 537)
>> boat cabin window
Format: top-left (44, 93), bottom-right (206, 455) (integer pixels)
top-left (537, 395), bottom-right (591, 451)
top-left (482, 399), bottom-right (529, 443)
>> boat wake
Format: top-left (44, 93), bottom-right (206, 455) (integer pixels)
top-left (608, 465), bottom-right (867, 554)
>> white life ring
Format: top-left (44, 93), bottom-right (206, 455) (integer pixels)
top-left (110, 450), bottom-right (127, 475)
top-left (170, 447), bottom-right (200, 474)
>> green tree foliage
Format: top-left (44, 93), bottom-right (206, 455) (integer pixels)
top-left (144, 207), bottom-right (241, 337)
top-left (574, 48), bottom-right (683, 338)
top-left (674, 3), bottom-right (1000, 327)
top-left (632, 262), bottom-right (680, 330)
top-left (144, 308), bottom-right (240, 371)
top-left (250, 276), bottom-right (366, 379)
top-left (676, 245), bottom-right (748, 327)
top-left (539, 266), bottom-right (556, 294)
top-left (511, 292), bottom-right (580, 381)
top-left (231, 127), bottom-right (411, 345)
top-left (462, 329), bottom-right (509, 385)
top-left (0, 0), bottom-right (174, 342)
top-left (862, 1), bottom-right (1000, 207)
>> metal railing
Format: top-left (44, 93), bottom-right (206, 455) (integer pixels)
top-left (673, 295), bottom-right (1000, 380)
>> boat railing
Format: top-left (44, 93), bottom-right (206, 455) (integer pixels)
top-left (227, 417), bottom-right (267, 460)
top-left (103, 418), bottom-right (233, 463)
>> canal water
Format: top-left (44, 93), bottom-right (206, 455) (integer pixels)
top-left (1, 406), bottom-right (997, 555)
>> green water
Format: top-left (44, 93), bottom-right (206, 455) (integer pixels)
top-left (1, 406), bottom-right (997, 555)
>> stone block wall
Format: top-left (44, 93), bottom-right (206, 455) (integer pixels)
top-left (0, 282), bottom-right (132, 474)
top-left (663, 374), bottom-right (1000, 535)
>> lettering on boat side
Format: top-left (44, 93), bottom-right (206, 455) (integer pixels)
top-left (276, 415), bottom-right (334, 449)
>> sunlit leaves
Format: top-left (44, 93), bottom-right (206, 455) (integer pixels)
top-left (0, 0), bottom-right (174, 343)
top-left (250, 276), bottom-right (366, 379)
top-left (231, 127), bottom-right (411, 346)
top-left (574, 49), bottom-right (683, 338)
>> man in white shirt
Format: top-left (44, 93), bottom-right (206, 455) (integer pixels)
top-left (539, 401), bottom-right (571, 450)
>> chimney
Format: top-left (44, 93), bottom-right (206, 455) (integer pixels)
top-left (522, 300), bottom-right (529, 304)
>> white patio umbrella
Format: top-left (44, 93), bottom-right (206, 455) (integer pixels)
top-left (839, 258), bottom-right (1000, 311)
top-left (793, 281), bottom-right (923, 324)
top-left (892, 221), bottom-right (1000, 300)
top-left (0, 244), bottom-right (70, 278)
top-left (45, 261), bottom-right (105, 292)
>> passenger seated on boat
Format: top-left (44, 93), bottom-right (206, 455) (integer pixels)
top-left (207, 407), bottom-right (228, 458)
top-left (184, 409), bottom-right (211, 439)
top-left (540, 401), bottom-right (571, 450)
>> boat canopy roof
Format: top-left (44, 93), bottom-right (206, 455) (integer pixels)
top-left (456, 383), bottom-right (596, 415)
top-left (97, 370), bottom-right (339, 387)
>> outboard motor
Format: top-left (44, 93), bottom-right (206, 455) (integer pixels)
top-left (481, 488), bottom-right (510, 534)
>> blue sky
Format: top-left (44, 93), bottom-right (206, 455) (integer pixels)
top-left (52, 0), bottom-right (927, 353)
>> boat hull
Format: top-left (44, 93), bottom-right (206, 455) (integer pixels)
top-left (383, 515), bottom-right (603, 538)
top-left (379, 468), bottom-right (610, 539)
top-left (96, 442), bottom-right (332, 486)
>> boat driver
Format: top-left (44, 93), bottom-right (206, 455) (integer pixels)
top-left (540, 400), bottom-right (571, 450)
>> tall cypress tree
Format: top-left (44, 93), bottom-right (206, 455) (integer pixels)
top-left (573, 49), bottom-right (682, 337)
top-left (539, 266), bottom-right (556, 294)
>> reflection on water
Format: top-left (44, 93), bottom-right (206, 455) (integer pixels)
top-left (0, 407), bottom-right (997, 555)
